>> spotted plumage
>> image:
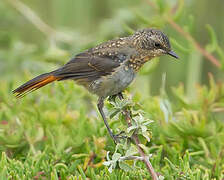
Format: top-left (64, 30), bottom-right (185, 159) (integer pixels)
top-left (13, 28), bottom-right (178, 143)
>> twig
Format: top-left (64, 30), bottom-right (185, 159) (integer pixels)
top-left (165, 17), bottom-right (221, 68)
top-left (6, 0), bottom-right (54, 36)
top-left (83, 152), bottom-right (96, 172)
top-left (145, 0), bottom-right (221, 68)
top-left (119, 155), bottom-right (151, 161)
top-left (123, 109), bottom-right (158, 180)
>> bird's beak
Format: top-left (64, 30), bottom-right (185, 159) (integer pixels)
top-left (167, 50), bottom-right (179, 59)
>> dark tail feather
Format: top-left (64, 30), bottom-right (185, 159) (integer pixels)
top-left (13, 72), bottom-right (61, 98)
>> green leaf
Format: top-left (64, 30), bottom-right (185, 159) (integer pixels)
top-left (142, 131), bottom-right (151, 142)
top-left (77, 165), bottom-right (86, 180)
top-left (205, 24), bottom-right (218, 53)
top-left (173, 0), bottom-right (184, 21)
top-left (164, 157), bottom-right (178, 171)
top-left (112, 153), bottom-right (121, 161)
top-left (0, 152), bottom-right (7, 171)
top-left (103, 161), bottom-right (113, 166)
top-left (71, 153), bottom-right (89, 160)
top-left (127, 125), bottom-right (137, 133)
top-left (138, 144), bottom-right (149, 152)
top-left (125, 146), bottom-right (138, 157)
top-left (170, 38), bottom-right (190, 53)
top-left (50, 168), bottom-right (59, 180)
top-left (156, 0), bottom-right (168, 14)
top-left (0, 167), bottom-right (7, 180)
top-left (118, 161), bottom-right (133, 172)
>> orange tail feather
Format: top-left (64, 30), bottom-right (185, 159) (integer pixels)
top-left (13, 73), bottom-right (61, 98)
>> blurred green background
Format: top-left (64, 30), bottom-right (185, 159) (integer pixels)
top-left (1, 0), bottom-right (223, 97)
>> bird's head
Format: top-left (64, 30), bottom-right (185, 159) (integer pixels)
top-left (132, 28), bottom-right (179, 59)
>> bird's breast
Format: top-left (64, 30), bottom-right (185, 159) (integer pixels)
top-left (128, 55), bottom-right (153, 71)
top-left (88, 64), bottom-right (136, 98)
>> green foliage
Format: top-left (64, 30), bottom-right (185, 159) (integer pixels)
top-left (1, 74), bottom-right (224, 179)
top-left (206, 24), bottom-right (224, 67)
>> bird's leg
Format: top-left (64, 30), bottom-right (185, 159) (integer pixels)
top-left (97, 97), bottom-right (115, 142)
top-left (108, 95), bottom-right (116, 102)
top-left (117, 92), bottom-right (124, 100)
top-left (97, 97), bottom-right (126, 144)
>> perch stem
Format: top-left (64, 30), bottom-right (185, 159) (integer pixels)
top-left (123, 109), bottom-right (158, 180)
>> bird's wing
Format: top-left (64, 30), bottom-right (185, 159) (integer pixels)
top-left (54, 51), bottom-right (128, 81)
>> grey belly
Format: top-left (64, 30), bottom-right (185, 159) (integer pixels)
top-left (89, 65), bottom-right (136, 98)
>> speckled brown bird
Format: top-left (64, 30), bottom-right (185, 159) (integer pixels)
top-left (13, 28), bottom-right (178, 143)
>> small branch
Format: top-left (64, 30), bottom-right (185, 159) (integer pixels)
top-left (6, 0), bottom-right (54, 36)
top-left (83, 152), bottom-right (96, 172)
top-left (165, 17), bottom-right (221, 68)
top-left (145, 0), bottom-right (221, 68)
top-left (119, 155), bottom-right (151, 161)
top-left (123, 109), bottom-right (158, 180)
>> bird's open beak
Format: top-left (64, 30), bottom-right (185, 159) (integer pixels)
top-left (167, 50), bottom-right (179, 59)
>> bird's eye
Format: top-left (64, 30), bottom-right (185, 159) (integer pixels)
top-left (154, 42), bottom-right (161, 48)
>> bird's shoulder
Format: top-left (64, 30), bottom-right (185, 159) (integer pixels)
top-left (91, 37), bottom-right (128, 52)
top-left (87, 37), bottom-right (137, 63)
top-left (68, 37), bottom-right (133, 63)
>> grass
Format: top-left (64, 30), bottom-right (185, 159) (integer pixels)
top-left (0, 73), bottom-right (224, 179)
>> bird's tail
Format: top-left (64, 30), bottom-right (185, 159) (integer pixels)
top-left (13, 71), bottom-right (61, 98)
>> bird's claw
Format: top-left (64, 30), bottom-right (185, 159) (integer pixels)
top-left (112, 131), bottom-right (128, 144)
top-left (108, 95), bottom-right (116, 102)
top-left (108, 92), bottom-right (124, 102)
top-left (117, 93), bottom-right (124, 100)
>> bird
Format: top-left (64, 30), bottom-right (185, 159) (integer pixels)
top-left (13, 28), bottom-right (178, 143)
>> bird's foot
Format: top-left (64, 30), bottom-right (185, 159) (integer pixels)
top-left (108, 92), bottom-right (124, 102)
top-left (108, 95), bottom-right (116, 102)
top-left (117, 92), bottom-right (124, 100)
top-left (111, 131), bottom-right (128, 144)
